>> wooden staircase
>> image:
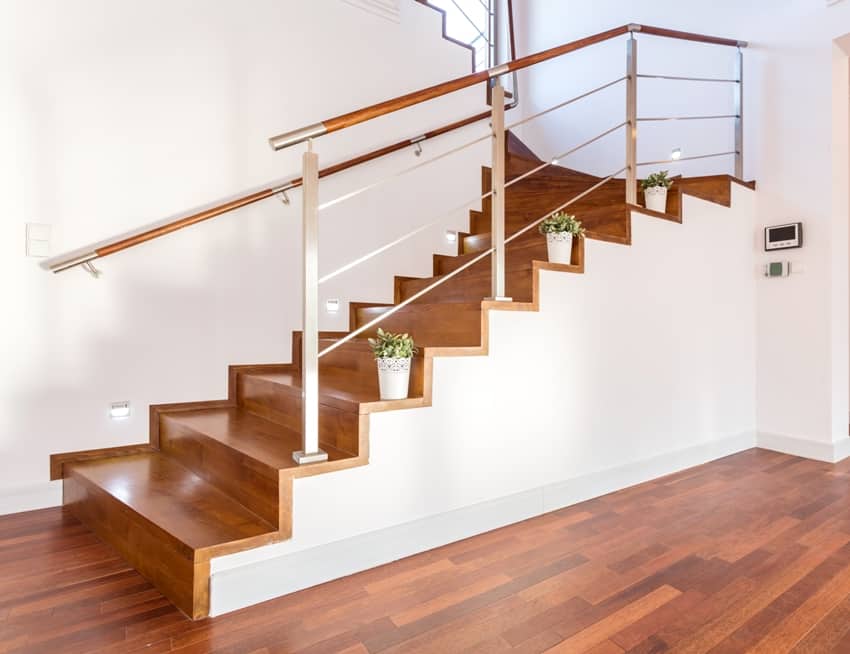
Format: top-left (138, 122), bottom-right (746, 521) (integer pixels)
top-left (51, 133), bottom-right (754, 619)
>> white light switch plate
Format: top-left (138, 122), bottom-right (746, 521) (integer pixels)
top-left (25, 223), bottom-right (51, 258)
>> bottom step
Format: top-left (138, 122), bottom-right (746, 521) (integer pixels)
top-left (64, 451), bottom-right (278, 619)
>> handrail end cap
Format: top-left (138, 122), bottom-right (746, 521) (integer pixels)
top-left (268, 122), bottom-right (328, 152)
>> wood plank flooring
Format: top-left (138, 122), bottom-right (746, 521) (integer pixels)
top-left (5, 448), bottom-right (850, 653)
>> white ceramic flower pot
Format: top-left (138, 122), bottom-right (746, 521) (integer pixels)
top-left (546, 232), bottom-right (573, 264)
top-left (376, 357), bottom-right (412, 400)
top-left (644, 186), bottom-right (668, 213)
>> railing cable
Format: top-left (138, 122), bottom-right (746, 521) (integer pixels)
top-left (637, 151), bottom-right (736, 167)
top-left (318, 131), bottom-right (491, 212)
top-left (505, 78), bottom-right (627, 131)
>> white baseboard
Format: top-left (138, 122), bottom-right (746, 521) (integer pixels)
top-left (543, 431), bottom-right (757, 512)
top-left (757, 431), bottom-right (850, 463)
top-left (209, 431), bottom-right (756, 616)
top-left (0, 481), bottom-right (62, 516)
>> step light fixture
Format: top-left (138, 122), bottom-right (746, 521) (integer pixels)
top-left (110, 401), bottom-right (131, 419)
top-left (671, 148), bottom-right (682, 161)
top-left (445, 230), bottom-right (458, 243)
top-left (326, 298), bottom-right (340, 314)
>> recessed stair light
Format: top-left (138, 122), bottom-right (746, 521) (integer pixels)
top-left (110, 401), bottom-right (131, 419)
top-left (445, 230), bottom-right (458, 243)
top-left (326, 299), bottom-right (340, 314)
top-left (671, 148), bottom-right (682, 161)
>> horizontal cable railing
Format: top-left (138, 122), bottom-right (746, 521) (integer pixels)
top-left (637, 151), bottom-right (738, 167)
top-left (637, 114), bottom-right (739, 122)
top-left (637, 74), bottom-right (740, 83)
top-left (504, 77), bottom-right (627, 131)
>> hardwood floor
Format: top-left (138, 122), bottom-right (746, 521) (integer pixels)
top-left (6, 448), bottom-right (850, 653)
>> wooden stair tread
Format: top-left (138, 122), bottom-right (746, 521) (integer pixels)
top-left (66, 452), bottom-right (277, 557)
top-left (161, 406), bottom-right (353, 469)
top-left (244, 367), bottom-right (408, 408)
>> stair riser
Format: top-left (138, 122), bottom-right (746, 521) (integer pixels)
top-left (158, 416), bottom-right (281, 528)
top-left (63, 470), bottom-right (208, 619)
top-left (399, 267), bottom-right (535, 304)
top-left (318, 342), bottom-right (378, 375)
top-left (462, 233), bottom-right (491, 254)
top-left (238, 374), bottom-right (360, 455)
top-left (434, 238), bottom-right (547, 276)
top-left (354, 305), bottom-right (483, 348)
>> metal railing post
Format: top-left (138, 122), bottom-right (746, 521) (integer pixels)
top-left (489, 81), bottom-right (510, 301)
top-left (625, 34), bottom-right (638, 205)
top-left (293, 141), bottom-right (328, 466)
top-left (734, 46), bottom-right (744, 179)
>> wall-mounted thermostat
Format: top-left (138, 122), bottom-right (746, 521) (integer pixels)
top-left (765, 222), bottom-right (802, 251)
top-left (765, 261), bottom-right (791, 277)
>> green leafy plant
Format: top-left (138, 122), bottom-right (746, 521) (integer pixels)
top-left (368, 328), bottom-right (417, 359)
top-left (538, 211), bottom-right (585, 236)
top-left (641, 170), bottom-right (674, 190)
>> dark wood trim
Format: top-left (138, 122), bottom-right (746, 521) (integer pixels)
top-left (50, 444), bottom-right (155, 480)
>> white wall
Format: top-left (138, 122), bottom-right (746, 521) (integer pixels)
top-left (0, 0), bottom-right (491, 510)
top-left (210, 187), bottom-right (758, 614)
top-left (513, 0), bottom-right (850, 457)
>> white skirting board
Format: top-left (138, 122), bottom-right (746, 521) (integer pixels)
top-left (0, 480), bottom-right (62, 516)
top-left (208, 430), bottom-right (756, 616)
top-left (757, 431), bottom-right (850, 463)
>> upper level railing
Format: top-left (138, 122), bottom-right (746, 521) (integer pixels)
top-left (46, 19), bottom-right (748, 466)
top-left (417, 0), bottom-right (516, 72)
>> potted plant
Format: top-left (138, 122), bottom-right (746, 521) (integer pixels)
top-left (538, 212), bottom-right (585, 264)
top-left (368, 328), bottom-right (417, 401)
top-left (641, 171), bottom-right (673, 213)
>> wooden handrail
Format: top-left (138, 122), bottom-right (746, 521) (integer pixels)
top-left (48, 106), bottom-right (503, 272)
top-left (635, 25), bottom-right (746, 49)
top-left (269, 23), bottom-right (746, 151)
